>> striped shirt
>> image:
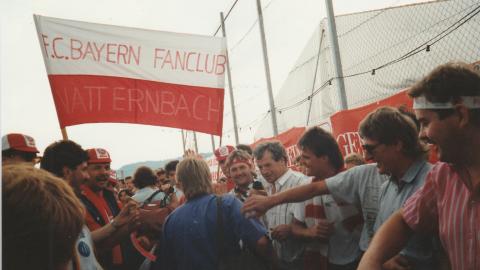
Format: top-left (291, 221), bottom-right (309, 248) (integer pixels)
top-left (294, 179), bottom-right (362, 267)
top-left (403, 162), bottom-right (480, 270)
top-left (265, 169), bottom-right (309, 269)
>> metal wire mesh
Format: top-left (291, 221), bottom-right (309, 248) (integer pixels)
top-left (267, 0), bottom-right (480, 138)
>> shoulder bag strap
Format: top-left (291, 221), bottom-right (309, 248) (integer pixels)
top-left (144, 190), bottom-right (163, 205)
top-left (216, 196), bottom-right (225, 259)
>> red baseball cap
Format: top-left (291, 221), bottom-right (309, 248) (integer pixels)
top-left (108, 170), bottom-right (118, 185)
top-left (214, 145), bottom-right (235, 162)
top-left (86, 148), bottom-right (112, 164)
top-left (2, 133), bottom-right (39, 153)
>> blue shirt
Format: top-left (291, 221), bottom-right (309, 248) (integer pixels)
top-left (157, 194), bottom-right (267, 270)
top-left (373, 159), bottom-right (435, 269)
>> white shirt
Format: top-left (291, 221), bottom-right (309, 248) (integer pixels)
top-left (68, 226), bottom-right (103, 270)
top-left (132, 186), bottom-right (165, 204)
top-left (294, 182), bottom-right (362, 265)
top-left (264, 169), bottom-right (309, 268)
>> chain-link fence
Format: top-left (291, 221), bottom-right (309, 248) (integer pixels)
top-left (255, 0), bottom-right (480, 139)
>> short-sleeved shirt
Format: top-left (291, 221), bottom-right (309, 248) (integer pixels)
top-left (294, 179), bottom-right (362, 266)
top-left (132, 186), bottom-right (166, 204)
top-left (325, 164), bottom-right (388, 251)
top-left (158, 194), bottom-right (267, 270)
top-left (403, 162), bottom-right (480, 270)
top-left (265, 169), bottom-right (310, 268)
top-left (374, 159), bottom-right (434, 268)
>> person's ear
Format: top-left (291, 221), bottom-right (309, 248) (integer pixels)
top-left (454, 104), bottom-right (470, 128)
top-left (394, 140), bottom-right (403, 152)
top-left (62, 166), bottom-right (72, 178)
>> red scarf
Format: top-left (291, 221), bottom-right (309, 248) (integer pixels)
top-left (81, 185), bottom-right (123, 265)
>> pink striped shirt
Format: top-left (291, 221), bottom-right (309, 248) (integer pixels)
top-left (403, 162), bottom-right (480, 270)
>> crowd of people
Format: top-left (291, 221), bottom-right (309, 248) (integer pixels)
top-left (3, 62), bottom-right (479, 270)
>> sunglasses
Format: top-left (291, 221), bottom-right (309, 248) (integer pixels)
top-left (361, 143), bottom-right (382, 155)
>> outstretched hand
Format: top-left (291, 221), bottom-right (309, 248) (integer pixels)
top-left (241, 194), bottom-right (274, 217)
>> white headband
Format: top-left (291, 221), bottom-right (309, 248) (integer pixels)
top-left (413, 96), bottom-right (480, 109)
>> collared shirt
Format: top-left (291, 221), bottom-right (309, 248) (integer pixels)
top-left (403, 162), bottom-right (480, 270)
top-left (325, 163), bottom-right (388, 251)
top-left (265, 169), bottom-right (309, 269)
top-left (158, 194), bottom-right (267, 270)
top-left (374, 159), bottom-right (434, 269)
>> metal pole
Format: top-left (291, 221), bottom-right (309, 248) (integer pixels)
top-left (181, 130), bottom-right (186, 153)
top-left (220, 12), bottom-right (240, 145)
top-left (306, 29), bottom-right (325, 126)
top-left (193, 132), bottom-right (199, 154)
top-left (325, 0), bottom-right (348, 110)
top-left (256, 0), bottom-right (278, 136)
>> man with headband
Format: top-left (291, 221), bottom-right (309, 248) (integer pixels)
top-left (359, 62), bottom-right (480, 270)
top-left (225, 149), bottom-right (263, 202)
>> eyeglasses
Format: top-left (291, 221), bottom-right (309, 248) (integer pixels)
top-left (361, 143), bottom-right (382, 155)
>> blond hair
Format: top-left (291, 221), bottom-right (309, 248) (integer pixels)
top-left (3, 164), bottom-right (84, 270)
top-left (176, 158), bottom-right (213, 200)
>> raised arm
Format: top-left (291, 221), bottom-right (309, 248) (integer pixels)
top-left (242, 180), bottom-right (329, 217)
top-left (357, 210), bottom-right (413, 270)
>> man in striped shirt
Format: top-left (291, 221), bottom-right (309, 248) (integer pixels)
top-left (291, 127), bottom-right (362, 270)
top-left (359, 62), bottom-right (480, 270)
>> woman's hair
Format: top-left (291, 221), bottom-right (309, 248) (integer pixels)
top-left (176, 158), bottom-right (213, 200)
top-left (3, 164), bottom-right (84, 270)
top-left (133, 166), bottom-right (157, 189)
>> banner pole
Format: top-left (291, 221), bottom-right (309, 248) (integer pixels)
top-left (220, 12), bottom-right (240, 145)
top-left (210, 135), bottom-right (216, 153)
top-left (193, 132), bottom-right (199, 154)
top-left (181, 130), bottom-right (186, 153)
top-left (61, 127), bottom-right (69, 140)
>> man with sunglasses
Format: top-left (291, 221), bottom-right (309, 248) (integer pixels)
top-left (359, 62), bottom-right (480, 270)
top-left (243, 107), bottom-right (438, 269)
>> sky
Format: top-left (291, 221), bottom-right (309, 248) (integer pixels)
top-left (1, 0), bottom-right (424, 169)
